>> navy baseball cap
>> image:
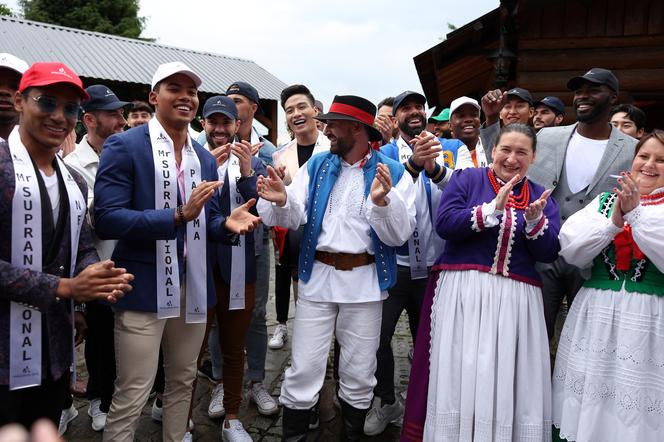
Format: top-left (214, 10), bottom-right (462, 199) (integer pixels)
top-left (226, 81), bottom-right (263, 114)
top-left (505, 87), bottom-right (533, 106)
top-left (82, 85), bottom-right (128, 112)
top-left (534, 96), bottom-right (565, 116)
top-left (392, 90), bottom-right (426, 116)
top-left (203, 95), bottom-right (238, 120)
top-left (567, 68), bottom-right (619, 92)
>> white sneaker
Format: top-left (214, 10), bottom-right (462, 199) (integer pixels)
top-left (87, 398), bottom-right (107, 431)
top-left (222, 419), bottom-right (252, 442)
top-left (151, 397), bottom-right (163, 422)
top-left (182, 430), bottom-right (193, 442)
top-left (249, 382), bottom-right (279, 416)
top-left (208, 383), bottom-right (225, 419)
top-left (268, 324), bottom-right (288, 349)
top-left (363, 396), bottom-right (403, 436)
top-left (58, 404), bottom-right (78, 436)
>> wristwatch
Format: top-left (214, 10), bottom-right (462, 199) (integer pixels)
top-left (241, 169), bottom-right (256, 179)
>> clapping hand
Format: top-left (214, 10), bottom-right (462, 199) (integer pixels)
top-left (226, 198), bottom-right (261, 234)
top-left (257, 166), bottom-right (287, 207)
top-left (210, 144), bottom-right (231, 166)
top-left (525, 188), bottom-right (552, 221)
top-left (612, 172), bottom-right (641, 227)
top-left (495, 174), bottom-right (520, 211)
top-left (411, 131), bottom-right (442, 173)
top-left (370, 163), bottom-right (392, 207)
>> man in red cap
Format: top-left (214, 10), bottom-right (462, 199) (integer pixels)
top-left (0, 62), bottom-right (134, 429)
top-left (257, 95), bottom-right (416, 441)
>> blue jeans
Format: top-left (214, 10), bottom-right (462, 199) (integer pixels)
top-left (244, 234), bottom-right (270, 382)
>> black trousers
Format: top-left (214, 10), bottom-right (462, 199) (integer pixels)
top-left (536, 257), bottom-right (586, 339)
top-left (84, 301), bottom-right (116, 412)
top-left (275, 228), bottom-right (302, 323)
top-left (374, 265), bottom-right (427, 404)
top-left (0, 374), bottom-right (68, 429)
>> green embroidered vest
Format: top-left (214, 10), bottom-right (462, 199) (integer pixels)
top-left (583, 192), bottom-right (664, 297)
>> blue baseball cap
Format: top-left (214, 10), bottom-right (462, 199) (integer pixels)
top-left (202, 95), bottom-right (238, 120)
top-left (534, 96), bottom-right (565, 116)
top-left (505, 87), bottom-right (533, 106)
top-left (392, 90), bottom-right (426, 116)
top-left (82, 84), bottom-right (128, 112)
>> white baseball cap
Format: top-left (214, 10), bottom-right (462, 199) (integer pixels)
top-left (0, 53), bottom-right (29, 75)
top-left (449, 96), bottom-right (480, 116)
top-left (151, 61), bottom-right (202, 90)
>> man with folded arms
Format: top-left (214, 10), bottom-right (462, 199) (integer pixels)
top-left (95, 62), bottom-right (260, 442)
top-left (0, 62), bottom-right (133, 429)
top-left (258, 95), bottom-right (416, 441)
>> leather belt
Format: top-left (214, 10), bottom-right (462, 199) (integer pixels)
top-left (314, 251), bottom-right (375, 271)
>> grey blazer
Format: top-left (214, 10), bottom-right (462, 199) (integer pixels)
top-left (528, 123), bottom-right (637, 199)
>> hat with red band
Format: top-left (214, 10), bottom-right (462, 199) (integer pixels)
top-left (314, 95), bottom-right (382, 142)
top-left (19, 62), bottom-right (89, 99)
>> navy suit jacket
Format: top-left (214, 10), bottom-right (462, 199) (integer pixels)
top-left (0, 141), bottom-right (99, 385)
top-left (94, 124), bottom-right (232, 313)
top-left (214, 156), bottom-right (266, 284)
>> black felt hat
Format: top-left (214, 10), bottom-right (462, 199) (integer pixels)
top-left (314, 95), bottom-right (383, 142)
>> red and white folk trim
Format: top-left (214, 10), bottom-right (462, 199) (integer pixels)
top-left (525, 214), bottom-right (549, 240)
top-left (471, 205), bottom-right (486, 232)
top-left (490, 206), bottom-right (517, 276)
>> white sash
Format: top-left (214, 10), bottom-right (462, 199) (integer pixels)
top-left (225, 153), bottom-right (246, 310)
top-left (475, 138), bottom-right (489, 168)
top-left (150, 118), bottom-right (207, 323)
top-left (8, 127), bottom-right (85, 390)
top-left (397, 138), bottom-right (428, 280)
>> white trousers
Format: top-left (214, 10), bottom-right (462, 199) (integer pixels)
top-left (280, 297), bottom-right (382, 410)
top-left (103, 289), bottom-right (206, 442)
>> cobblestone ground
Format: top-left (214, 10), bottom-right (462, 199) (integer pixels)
top-left (64, 246), bottom-right (413, 441)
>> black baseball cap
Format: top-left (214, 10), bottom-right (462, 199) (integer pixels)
top-left (567, 68), bottom-right (619, 92)
top-left (534, 96), bottom-right (565, 116)
top-left (505, 87), bottom-right (533, 106)
top-left (82, 84), bottom-right (128, 112)
top-left (392, 90), bottom-right (426, 116)
top-left (202, 95), bottom-right (238, 120)
top-left (226, 81), bottom-right (263, 114)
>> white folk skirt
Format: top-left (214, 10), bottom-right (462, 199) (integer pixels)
top-left (552, 286), bottom-right (664, 441)
top-left (424, 270), bottom-right (552, 442)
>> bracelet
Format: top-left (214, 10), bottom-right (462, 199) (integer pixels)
top-left (177, 205), bottom-right (186, 225)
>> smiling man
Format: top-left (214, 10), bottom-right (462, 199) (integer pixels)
top-left (95, 62), bottom-right (260, 442)
top-left (527, 68), bottom-right (638, 339)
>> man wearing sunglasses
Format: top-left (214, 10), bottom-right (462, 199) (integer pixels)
top-left (0, 53), bottom-right (29, 141)
top-left (0, 62), bottom-right (134, 429)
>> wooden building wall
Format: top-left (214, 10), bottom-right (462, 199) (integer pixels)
top-left (516, 0), bottom-right (664, 126)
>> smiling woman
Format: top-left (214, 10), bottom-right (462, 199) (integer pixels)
top-left (552, 129), bottom-right (664, 442)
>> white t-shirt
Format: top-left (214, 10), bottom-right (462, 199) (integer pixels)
top-left (564, 131), bottom-right (608, 194)
top-left (39, 169), bottom-right (60, 225)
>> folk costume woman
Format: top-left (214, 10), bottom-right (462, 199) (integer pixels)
top-left (403, 124), bottom-right (560, 442)
top-left (552, 130), bottom-right (664, 442)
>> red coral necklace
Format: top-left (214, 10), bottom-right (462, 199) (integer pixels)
top-left (488, 169), bottom-right (530, 210)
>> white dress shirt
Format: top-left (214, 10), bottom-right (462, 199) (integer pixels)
top-left (258, 152), bottom-right (416, 303)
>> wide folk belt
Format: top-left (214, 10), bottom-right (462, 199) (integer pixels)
top-left (314, 251), bottom-right (375, 271)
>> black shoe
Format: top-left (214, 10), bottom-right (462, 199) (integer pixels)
top-left (282, 406), bottom-right (311, 442)
top-left (339, 399), bottom-right (368, 442)
top-left (197, 359), bottom-right (215, 382)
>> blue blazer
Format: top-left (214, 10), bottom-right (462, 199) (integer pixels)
top-left (94, 124), bottom-right (232, 313)
top-left (214, 156), bottom-right (266, 285)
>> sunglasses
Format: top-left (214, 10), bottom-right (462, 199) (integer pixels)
top-left (30, 95), bottom-right (80, 119)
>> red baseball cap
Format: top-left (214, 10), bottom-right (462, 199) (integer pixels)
top-left (19, 62), bottom-right (89, 99)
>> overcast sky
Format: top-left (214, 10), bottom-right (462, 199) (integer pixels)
top-left (5, 0), bottom-right (499, 140)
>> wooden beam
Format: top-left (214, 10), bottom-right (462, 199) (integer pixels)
top-left (518, 46), bottom-right (664, 71)
top-left (517, 68), bottom-right (664, 92)
top-left (519, 34), bottom-right (664, 49)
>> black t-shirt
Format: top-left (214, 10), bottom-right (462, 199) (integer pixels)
top-left (297, 143), bottom-right (316, 167)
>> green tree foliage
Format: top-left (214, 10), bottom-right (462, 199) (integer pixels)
top-left (0, 3), bottom-right (14, 16)
top-left (20, 0), bottom-right (145, 38)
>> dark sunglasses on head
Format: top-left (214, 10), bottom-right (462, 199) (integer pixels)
top-left (30, 95), bottom-right (80, 119)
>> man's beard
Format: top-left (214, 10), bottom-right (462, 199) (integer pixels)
top-left (575, 96), bottom-right (611, 123)
top-left (398, 115), bottom-right (426, 138)
top-left (330, 135), bottom-right (353, 157)
top-left (206, 132), bottom-right (232, 148)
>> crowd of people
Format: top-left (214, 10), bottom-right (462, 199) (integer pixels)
top-left (1, 50), bottom-right (662, 442)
